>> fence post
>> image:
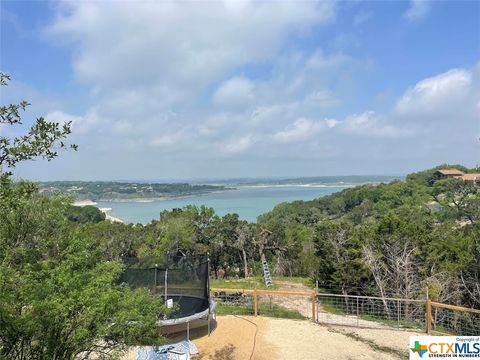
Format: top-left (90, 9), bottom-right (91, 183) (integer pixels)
top-left (397, 299), bottom-right (400, 329)
top-left (426, 299), bottom-right (432, 334)
top-left (154, 264), bottom-right (157, 294)
top-left (356, 296), bottom-right (359, 327)
top-left (254, 289), bottom-right (258, 316)
top-left (311, 292), bottom-right (316, 322)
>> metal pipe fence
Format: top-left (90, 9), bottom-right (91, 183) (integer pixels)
top-left (211, 289), bottom-right (480, 336)
top-left (210, 288), bottom-right (480, 335)
top-left (429, 301), bottom-right (480, 336)
top-left (211, 288), bottom-right (315, 320)
top-left (316, 293), bottom-right (425, 331)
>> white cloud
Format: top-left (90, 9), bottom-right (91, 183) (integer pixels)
top-left (41, 0), bottom-right (342, 165)
top-left (221, 135), bottom-right (254, 153)
top-left (250, 103), bottom-right (299, 126)
top-left (45, 110), bottom-right (80, 126)
top-left (396, 69), bottom-right (472, 114)
top-left (305, 89), bottom-right (340, 108)
top-left (404, 0), bottom-right (431, 21)
top-left (213, 76), bottom-right (255, 107)
top-left (150, 131), bottom-right (186, 148)
top-left (112, 120), bottom-right (133, 134)
top-left (14, 0), bottom-right (476, 179)
top-left (45, 110), bottom-right (98, 135)
top-left (48, 1), bottom-right (335, 97)
top-left (306, 50), bottom-right (352, 70)
top-left (342, 111), bottom-right (415, 138)
top-left (325, 118), bottom-right (339, 128)
top-left (196, 112), bottom-right (247, 138)
top-left (272, 118), bottom-right (326, 143)
top-left (345, 111), bottom-right (374, 127)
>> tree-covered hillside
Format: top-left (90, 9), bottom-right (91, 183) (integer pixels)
top-left (39, 181), bottom-right (229, 201)
top-left (65, 164), bottom-right (479, 309)
top-left (255, 164), bottom-right (479, 305)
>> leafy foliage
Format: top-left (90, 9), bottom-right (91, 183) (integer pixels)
top-left (0, 180), bottom-right (167, 360)
top-left (65, 204), bottom-right (106, 223)
top-left (0, 75), bottom-right (165, 359)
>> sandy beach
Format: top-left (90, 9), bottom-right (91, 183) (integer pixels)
top-left (98, 207), bottom-right (124, 223)
top-left (73, 200), bottom-right (98, 206)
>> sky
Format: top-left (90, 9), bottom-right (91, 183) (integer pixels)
top-left (1, 0), bottom-right (479, 181)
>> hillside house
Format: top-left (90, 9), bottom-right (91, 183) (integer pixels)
top-left (436, 169), bottom-right (465, 179)
top-left (436, 168), bottom-right (480, 183)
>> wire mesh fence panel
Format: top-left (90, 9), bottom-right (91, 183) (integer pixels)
top-left (431, 304), bottom-right (480, 336)
top-left (211, 290), bottom-right (254, 316)
top-left (211, 289), bottom-right (479, 335)
top-left (256, 293), bottom-right (311, 320)
top-left (211, 289), bottom-right (314, 320)
top-left (317, 293), bottom-right (425, 331)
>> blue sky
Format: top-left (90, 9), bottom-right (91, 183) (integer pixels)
top-left (1, 0), bottom-right (479, 180)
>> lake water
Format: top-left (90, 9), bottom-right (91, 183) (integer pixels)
top-left (96, 184), bottom-right (354, 224)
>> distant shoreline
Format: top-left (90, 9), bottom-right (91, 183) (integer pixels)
top-left (39, 181), bottom-right (232, 205)
top-left (73, 200), bottom-right (98, 206)
top-left (75, 189), bottom-right (235, 203)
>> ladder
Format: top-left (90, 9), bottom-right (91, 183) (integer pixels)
top-left (262, 260), bottom-right (273, 287)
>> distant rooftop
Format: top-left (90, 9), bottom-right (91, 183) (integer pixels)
top-left (437, 169), bottom-right (465, 176)
top-left (436, 168), bottom-right (480, 182)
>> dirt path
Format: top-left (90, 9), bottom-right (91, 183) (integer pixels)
top-left (122, 316), bottom-right (420, 360)
top-left (192, 316), bottom-right (410, 360)
top-left (122, 281), bottom-right (422, 359)
top-left (275, 280), bottom-right (313, 292)
top-left (267, 280), bottom-right (314, 318)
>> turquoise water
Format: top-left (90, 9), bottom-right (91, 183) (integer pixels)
top-left (95, 176), bottom-right (402, 224)
top-left (96, 184), bottom-right (354, 224)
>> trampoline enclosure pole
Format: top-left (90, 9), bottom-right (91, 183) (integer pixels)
top-left (164, 269), bottom-right (168, 303)
top-left (208, 313), bottom-right (211, 336)
top-left (154, 264), bottom-right (157, 295)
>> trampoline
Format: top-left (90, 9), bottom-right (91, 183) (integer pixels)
top-left (120, 255), bottom-right (216, 338)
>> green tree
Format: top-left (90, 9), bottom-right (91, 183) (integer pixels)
top-left (65, 204), bottom-right (106, 223)
top-left (433, 178), bottom-right (480, 223)
top-left (0, 75), bottom-right (165, 359)
top-left (210, 213), bottom-right (242, 277)
top-left (0, 182), bottom-right (167, 359)
top-left (313, 220), bottom-right (368, 294)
